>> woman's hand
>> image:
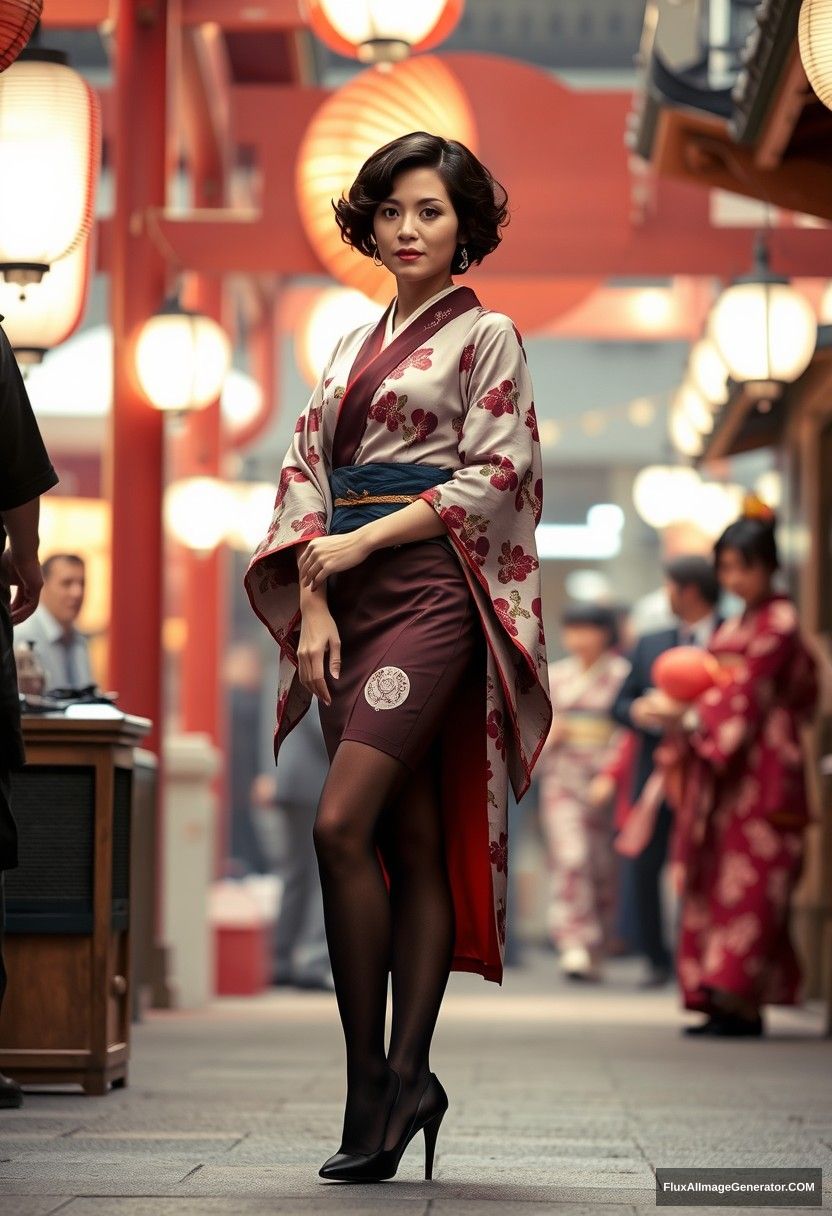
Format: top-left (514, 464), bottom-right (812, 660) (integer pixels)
top-left (297, 531), bottom-right (372, 592)
top-left (297, 600), bottom-right (341, 706)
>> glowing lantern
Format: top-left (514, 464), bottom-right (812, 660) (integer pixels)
top-left (221, 368), bottom-right (264, 436)
top-left (674, 382), bottom-right (714, 435)
top-left (296, 288), bottom-right (384, 385)
top-left (0, 237), bottom-right (91, 364)
top-left (799, 0), bottom-right (832, 112)
top-left (305, 0), bottom-right (464, 64)
top-left (652, 647), bottom-right (728, 702)
top-left (134, 298), bottom-right (231, 413)
top-left (669, 403), bottom-right (703, 457)
top-left (632, 465), bottom-right (700, 530)
top-left (708, 238), bottom-right (817, 387)
top-left (165, 478), bottom-right (235, 552)
top-left (296, 56), bottom-right (477, 301)
top-left (688, 337), bottom-right (728, 406)
top-left (0, 51), bottom-right (100, 288)
top-left (0, 0), bottom-right (42, 72)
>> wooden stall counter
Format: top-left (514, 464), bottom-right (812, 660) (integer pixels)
top-left (0, 714), bottom-right (152, 1095)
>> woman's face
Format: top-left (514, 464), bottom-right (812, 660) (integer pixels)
top-left (716, 547), bottom-right (772, 605)
top-left (373, 166), bottom-right (462, 283)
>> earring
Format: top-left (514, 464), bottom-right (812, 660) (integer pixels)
top-left (373, 248), bottom-right (384, 268)
top-left (457, 245), bottom-right (469, 272)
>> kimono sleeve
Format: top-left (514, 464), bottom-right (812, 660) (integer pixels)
top-left (417, 312), bottom-right (552, 788)
top-left (690, 600), bottom-right (816, 769)
top-left (417, 314), bottom-right (542, 579)
top-left (243, 361), bottom-right (335, 659)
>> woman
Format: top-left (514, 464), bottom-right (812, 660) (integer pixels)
top-left (245, 132), bottom-right (552, 1181)
top-left (538, 605), bottom-right (628, 980)
top-left (651, 508), bottom-right (819, 1036)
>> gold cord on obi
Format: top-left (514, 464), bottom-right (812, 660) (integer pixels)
top-left (333, 490), bottom-right (420, 506)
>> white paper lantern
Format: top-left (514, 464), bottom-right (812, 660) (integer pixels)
top-left (688, 337), bottom-right (729, 405)
top-left (135, 300), bottom-right (231, 413)
top-left (669, 404), bottom-right (704, 457)
top-left (799, 0), bottom-right (832, 112)
top-left (0, 238), bottom-right (91, 364)
top-left (708, 241), bottom-right (817, 385)
top-left (674, 382), bottom-right (714, 435)
top-left (0, 52), bottom-right (100, 287)
top-left (632, 465), bottom-right (700, 529)
top-left (165, 477), bottom-right (235, 552)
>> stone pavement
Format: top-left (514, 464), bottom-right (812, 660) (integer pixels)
top-left (1, 950), bottom-right (830, 1215)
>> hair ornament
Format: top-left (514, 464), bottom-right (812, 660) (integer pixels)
top-left (742, 492), bottom-right (776, 523)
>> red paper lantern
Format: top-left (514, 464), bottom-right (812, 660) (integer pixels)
top-left (651, 646), bottom-right (725, 703)
top-left (0, 0), bottom-right (41, 72)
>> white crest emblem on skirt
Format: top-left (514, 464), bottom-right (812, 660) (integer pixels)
top-left (364, 666), bottom-right (411, 711)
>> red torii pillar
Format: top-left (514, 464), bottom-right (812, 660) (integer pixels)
top-left (108, 0), bottom-right (167, 750)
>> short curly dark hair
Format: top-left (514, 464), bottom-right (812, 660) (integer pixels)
top-left (333, 131), bottom-right (509, 275)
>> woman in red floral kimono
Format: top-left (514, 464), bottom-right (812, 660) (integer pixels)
top-left (651, 510), bottom-right (818, 1038)
top-left (245, 132), bottom-right (551, 1180)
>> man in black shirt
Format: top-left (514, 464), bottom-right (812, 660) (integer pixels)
top-left (0, 323), bottom-right (60, 1106)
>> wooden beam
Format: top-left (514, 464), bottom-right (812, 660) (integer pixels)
top-left (41, 0), bottom-right (110, 25)
top-left (181, 0), bottom-right (304, 28)
top-left (654, 108), bottom-right (832, 228)
top-left (754, 45), bottom-right (813, 170)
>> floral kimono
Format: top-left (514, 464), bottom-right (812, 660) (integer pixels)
top-left (538, 653), bottom-right (629, 955)
top-left (672, 595), bottom-right (819, 1010)
top-left (245, 283), bottom-right (553, 983)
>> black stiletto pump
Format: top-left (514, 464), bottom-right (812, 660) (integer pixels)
top-left (354, 1072), bottom-right (448, 1182)
top-left (318, 1069), bottom-right (402, 1182)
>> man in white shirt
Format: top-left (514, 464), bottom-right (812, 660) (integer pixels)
top-left (14, 554), bottom-right (93, 693)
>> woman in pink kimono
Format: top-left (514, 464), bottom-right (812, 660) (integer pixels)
top-left (538, 605), bottom-right (629, 980)
top-left (245, 132), bottom-right (552, 1181)
top-left (649, 510), bottom-right (819, 1037)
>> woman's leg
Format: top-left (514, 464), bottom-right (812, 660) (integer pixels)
top-left (312, 739), bottom-right (411, 1155)
top-left (376, 741), bottom-right (455, 1148)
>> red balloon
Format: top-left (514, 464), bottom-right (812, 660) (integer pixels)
top-left (651, 646), bottom-right (722, 703)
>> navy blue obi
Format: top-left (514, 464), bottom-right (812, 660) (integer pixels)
top-left (329, 462), bottom-right (454, 552)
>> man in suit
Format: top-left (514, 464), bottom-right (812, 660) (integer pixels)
top-left (14, 554), bottom-right (93, 694)
top-left (612, 555), bottom-right (721, 988)
top-left (0, 324), bottom-right (60, 1106)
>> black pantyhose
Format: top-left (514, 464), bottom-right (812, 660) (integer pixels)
top-left (376, 741), bottom-right (454, 1149)
top-left (312, 738), bottom-right (455, 1157)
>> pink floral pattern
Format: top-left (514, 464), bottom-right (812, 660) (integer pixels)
top-left (368, 389), bottom-right (407, 432)
top-left (389, 346), bottom-right (433, 379)
top-left (479, 378), bottom-right (519, 417)
top-left (497, 541), bottom-right (539, 584)
top-left (481, 454), bottom-right (518, 491)
top-left (402, 408), bottom-right (438, 446)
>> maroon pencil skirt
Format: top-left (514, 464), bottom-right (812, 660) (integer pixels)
top-left (317, 538), bottom-right (482, 773)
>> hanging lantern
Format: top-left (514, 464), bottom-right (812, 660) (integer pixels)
top-left (633, 466), bottom-right (700, 529)
top-left (296, 288), bottom-right (384, 385)
top-left (799, 0), bottom-right (832, 112)
top-left (687, 336), bottom-right (728, 406)
top-left (819, 279), bottom-right (832, 323)
top-left (134, 297), bottom-right (231, 413)
top-left (305, 0), bottom-right (464, 64)
top-left (708, 236), bottom-right (817, 388)
top-left (673, 382), bottom-right (714, 435)
top-left (0, 50), bottom-right (100, 288)
top-left (0, 0), bottom-right (42, 72)
top-left (0, 237), bottom-right (91, 364)
top-left (669, 402), bottom-right (703, 457)
top-left (165, 478), bottom-right (236, 553)
top-left (296, 55), bottom-right (476, 301)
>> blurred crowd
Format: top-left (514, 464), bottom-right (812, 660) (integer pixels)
top-left (226, 508), bottom-right (824, 1039)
